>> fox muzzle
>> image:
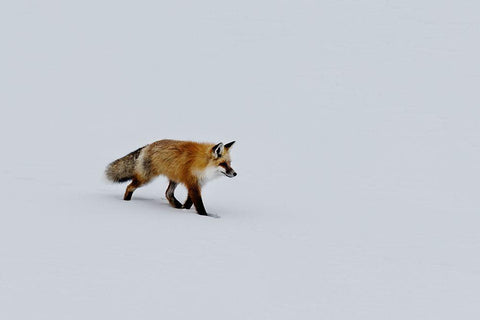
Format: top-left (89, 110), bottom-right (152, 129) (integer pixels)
top-left (225, 169), bottom-right (237, 178)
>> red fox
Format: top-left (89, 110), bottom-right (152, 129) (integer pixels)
top-left (105, 139), bottom-right (236, 216)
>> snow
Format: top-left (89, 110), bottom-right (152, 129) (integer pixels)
top-left (1, 0), bottom-right (480, 319)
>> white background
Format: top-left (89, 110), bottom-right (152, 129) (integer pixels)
top-left (1, 1), bottom-right (479, 319)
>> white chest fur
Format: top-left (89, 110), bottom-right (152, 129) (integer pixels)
top-left (195, 166), bottom-right (222, 185)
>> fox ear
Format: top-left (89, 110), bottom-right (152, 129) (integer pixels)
top-left (224, 141), bottom-right (235, 150)
top-left (212, 142), bottom-right (224, 158)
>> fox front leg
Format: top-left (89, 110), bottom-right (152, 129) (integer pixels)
top-left (187, 185), bottom-right (208, 216)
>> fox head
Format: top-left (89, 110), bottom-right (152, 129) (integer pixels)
top-left (210, 141), bottom-right (237, 178)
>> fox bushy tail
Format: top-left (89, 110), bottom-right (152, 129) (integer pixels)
top-left (105, 147), bottom-right (145, 183)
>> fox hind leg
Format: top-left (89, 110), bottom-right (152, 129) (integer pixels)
top-left (183, 196), bottom-right (193, 209)
top-left (124, 176), bottom-right (145, 200)
top-left (166, 180), bottom-right (183, 209)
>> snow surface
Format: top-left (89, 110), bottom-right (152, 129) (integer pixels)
top-left (1, 1), bottom-right (480, 319)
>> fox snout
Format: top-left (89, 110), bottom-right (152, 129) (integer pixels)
top-left (218, 162), bottom-right (237, 178)
top-left (225, 168), bottom-right (237, 178)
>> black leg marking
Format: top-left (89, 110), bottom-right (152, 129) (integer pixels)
top-left (124, 178), bottom-right (143, 200)
top-left (188, 185), bottom-right (208, 216)
top-left (166, 180), bottom-right (183, 209)
top-left (183, 196), bottom-right (193, 209)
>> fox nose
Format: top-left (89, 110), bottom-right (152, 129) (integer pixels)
top-left (233, 172), bottom-right (237, 177)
